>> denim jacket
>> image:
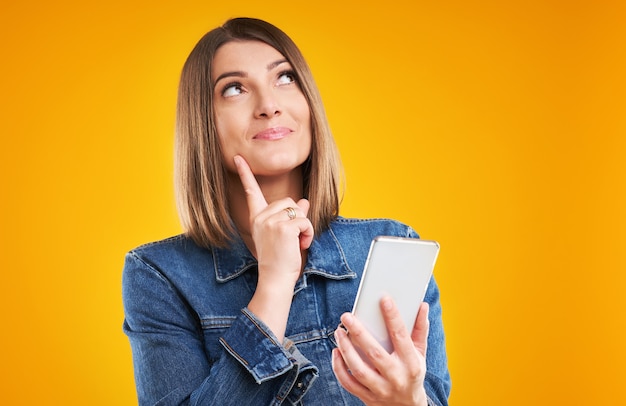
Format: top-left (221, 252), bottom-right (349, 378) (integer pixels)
top-left (122, 217), bottom-right (451, 405)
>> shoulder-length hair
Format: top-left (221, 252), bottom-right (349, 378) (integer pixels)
top-left (175, 17), bottom-right (342, 248)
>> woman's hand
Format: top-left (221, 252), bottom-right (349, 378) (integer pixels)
top-left (234, 155), bottom-right (314, 341)
top-left (332, 297), bottom-right (430, 406)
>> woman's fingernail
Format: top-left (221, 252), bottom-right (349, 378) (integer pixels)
top-left (334, 329), bottom-right (344, 345)
top-left (381, 296), bottom-right (393, 310)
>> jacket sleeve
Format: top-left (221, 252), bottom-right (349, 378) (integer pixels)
top-left (423, 276), bottom-right (452, 406)
top-left (406, 226), bottom-right (451, 406)
top-left (122, 251), bottom-right (318, 406)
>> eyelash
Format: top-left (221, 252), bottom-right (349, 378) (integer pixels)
top-left (219, 70), bottom-right (298, 97)
top-left (277, 70), bottom-right (297, 85)
top-left (221, 82), bottom-right (243, 97)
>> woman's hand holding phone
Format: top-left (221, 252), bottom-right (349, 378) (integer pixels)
top-left (332, 297), bottom-right (430, 406)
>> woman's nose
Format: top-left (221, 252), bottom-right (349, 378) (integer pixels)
top-left (254, 89), bottom-right (281, 118)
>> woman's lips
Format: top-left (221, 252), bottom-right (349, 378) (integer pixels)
top-left (253, 127), bottom-right (292, 140)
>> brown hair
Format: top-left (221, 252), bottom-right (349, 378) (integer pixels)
top-left (175, 17), bottom-right (342, 248)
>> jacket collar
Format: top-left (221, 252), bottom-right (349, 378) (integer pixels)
top-left (211, 223), bottom-right (356, 283)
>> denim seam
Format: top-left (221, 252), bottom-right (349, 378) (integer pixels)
top-left (201, 317), bottom-right (236, 329)
top-left (241, 308), bottom-right (279, 346)
top-left (220, 334), bottom-right (295, 383)
top-left (303, 268), bottom-right (356, 280)
top-left (273, 363), bottom-right (298, 403)
top-left (310, 277), bottom-right (324, 340)
top-left (218, 337), bottom-right (249, 367)
top-left (132, 234), bottom-right (185, 250)
top-left (333, 217), bottom-right (402, 225)
top-left (327, 225), bottom-right (353, 274)
top-left (127, 252), bottom-right (183, 300)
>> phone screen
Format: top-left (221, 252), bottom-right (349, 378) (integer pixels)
top-left (351, 236), bottom-right (440, 353)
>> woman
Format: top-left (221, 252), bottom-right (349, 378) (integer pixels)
top-left (122, 17), bottom-right (451, 405)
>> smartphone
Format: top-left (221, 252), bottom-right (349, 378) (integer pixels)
top-left (351, 236), bottom-right (440, 353)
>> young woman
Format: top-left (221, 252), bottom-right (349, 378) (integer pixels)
top-left (122, 17), bottom-right (451, 406)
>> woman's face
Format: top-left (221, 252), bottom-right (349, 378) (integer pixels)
top-left (211, 40), bottom-right (312, 177)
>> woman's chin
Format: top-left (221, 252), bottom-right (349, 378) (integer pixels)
top-left (247, 156), bottom-right (307, 178)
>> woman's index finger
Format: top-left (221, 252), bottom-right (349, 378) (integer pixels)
top-left (233, 155), bottom-right (268, 215)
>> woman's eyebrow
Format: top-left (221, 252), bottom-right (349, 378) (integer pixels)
top-left (267, 59), bottom-right (289, 70)
top-left (214, 59), bottom-right (289, 86)
top-left (214, 71), bottom-right (246, 86)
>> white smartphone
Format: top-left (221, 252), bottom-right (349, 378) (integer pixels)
top-left (351, 236), bottom-right (440, 353)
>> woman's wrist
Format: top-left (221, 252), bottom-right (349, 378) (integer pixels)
top-left (248, 276), bottom-right (295, 342)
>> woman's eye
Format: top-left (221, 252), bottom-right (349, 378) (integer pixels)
top-left (222, 84), bottom-right (243, 97)
top-left (277, 71), bottom-right (296, 86)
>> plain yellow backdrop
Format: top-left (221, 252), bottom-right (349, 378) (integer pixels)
top-left (1, 0), bottom-right (624, 404)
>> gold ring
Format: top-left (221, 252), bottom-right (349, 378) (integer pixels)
top-left (284, 207), bottom-right (297, 220)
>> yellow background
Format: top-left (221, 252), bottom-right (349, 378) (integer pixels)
top-left (1, 0), bottom-right (624, 404)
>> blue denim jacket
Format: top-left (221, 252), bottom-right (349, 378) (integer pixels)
top-left (122, 217), bottom-right (451, 405)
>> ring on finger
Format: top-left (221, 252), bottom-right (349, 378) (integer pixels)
top-left (283, 207), bottom-right (297, 220)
